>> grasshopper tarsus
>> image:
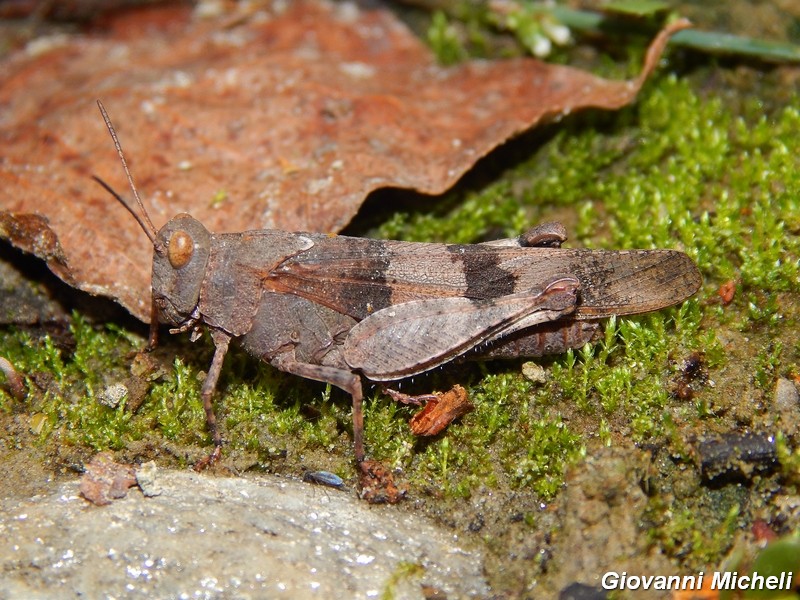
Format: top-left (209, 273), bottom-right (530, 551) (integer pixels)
top-left (193, 445), bottom-right (223, 472)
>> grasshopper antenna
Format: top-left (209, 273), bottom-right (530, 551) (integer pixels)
top-left (94, 99), bottom-right (163, 252)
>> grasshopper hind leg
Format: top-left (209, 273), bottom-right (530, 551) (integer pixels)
top-left (269, 353), bottom-right (405, 504)
top-left (470, 319), bottom-right (602, 360)
top-left (239, 292), bottom-right (405, 502)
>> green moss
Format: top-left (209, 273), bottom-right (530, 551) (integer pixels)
top-left (363, 394), bottom-right (416, 469)
top-left (754, 341), bottom-right (783, 392)
top-left (0, 316), bottom-right (344, 465)
top-left (646, 499), bottom-right (741, 568)
top-left (503, 415), bottom-right (584, 498)
top-left (408, 372), bottom-right (531, 498)
top-left (427, 11), bottom-right (468, 66)
top-left (0, 313), bottom-right (139, 450)
top-left (380, 561), bottom-right (425, 600)
top-left (146, 357), bottom-right (206, 445)
top-left (394, 371), bottom-right (584, 500)
top-left (532, 301), bottom-right (710, 445)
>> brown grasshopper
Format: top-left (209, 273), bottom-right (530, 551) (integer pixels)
top-left (94, 101), bottom-right (701, 496)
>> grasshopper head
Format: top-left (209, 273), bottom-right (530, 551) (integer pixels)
top-left (151, 213), bottom-right (211, 326)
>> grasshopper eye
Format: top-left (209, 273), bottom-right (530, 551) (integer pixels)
top-left (168, 230), bottom-right (194, 268)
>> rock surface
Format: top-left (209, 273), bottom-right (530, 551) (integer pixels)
top-left (0, 470), bottom-right (489, 599)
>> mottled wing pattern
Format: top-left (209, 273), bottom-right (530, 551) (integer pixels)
top-left (506, 247), bottom-right (702, 318)
top-left (268, 234), bottom-right (701, 321)
top-left (343, 277), bottom-right (579, 379)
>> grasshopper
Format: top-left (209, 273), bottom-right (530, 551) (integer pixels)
top-left (94, 101), bottom-right (701, 497)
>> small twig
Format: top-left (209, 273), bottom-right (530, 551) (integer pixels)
top-left (0, 357), bottom-right (27, 400)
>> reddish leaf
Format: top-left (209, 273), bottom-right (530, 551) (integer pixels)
top-left (0, 1), bottom-right (689, 321)
top-left (409, 384), bottom-right (474, 436)
top-left (718, 279), bottom-right (736, 305)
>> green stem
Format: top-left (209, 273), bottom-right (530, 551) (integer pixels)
top-left (548, 6), bottom-right (800, 63)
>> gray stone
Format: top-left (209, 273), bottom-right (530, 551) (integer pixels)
top-left (134, 461), bottom-right (163, 498)
top-left (97, 382), bottom-right (129, 408)
top-left (774, 377), bottom-right (800, 436)
top-left (521, 361), bottom-right (547, 385)
top-left (775, 378), bottom-right (800, 412)
top-left (0, 470), bottom-right (488, 599)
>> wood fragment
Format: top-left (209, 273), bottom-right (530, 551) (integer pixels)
top-left (409, 385), bottom-right (474, 436)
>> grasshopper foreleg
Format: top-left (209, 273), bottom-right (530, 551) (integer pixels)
top-left (193, 330), bottom-right (231, 470)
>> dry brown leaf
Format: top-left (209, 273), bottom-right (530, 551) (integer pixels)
top-left (0, 1), bottom-right (688, 321)
top-left (79, 451), bottom-right (137, 506)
